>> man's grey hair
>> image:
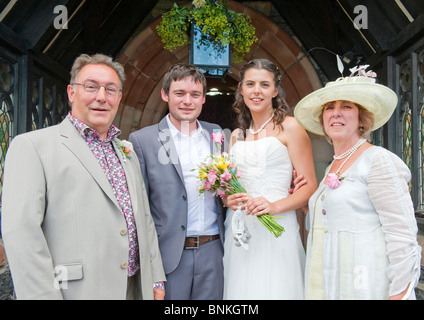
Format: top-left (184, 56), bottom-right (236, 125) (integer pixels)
top-left (70, 53), bottom-right (126, 89)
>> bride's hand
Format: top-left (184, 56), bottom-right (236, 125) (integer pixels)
top-left (246, 197), bottom-right (274, 216)
top-left (223, 193), bottom-right (249, 211)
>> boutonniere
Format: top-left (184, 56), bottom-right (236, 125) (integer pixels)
top-left (211, 129), bottom-right (224, 154)
top-left (119, 140), bottom-right (134, 162)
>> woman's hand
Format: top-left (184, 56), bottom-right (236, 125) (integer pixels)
top-left (245, 197), bottom-right (275, 216)
top-left (222, 193), bottom-right (249, 211)
top-left (389, 283), bottom-right (410, 300)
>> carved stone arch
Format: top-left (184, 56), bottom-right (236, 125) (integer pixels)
top-left (114, 1), bottom-right (323, 139)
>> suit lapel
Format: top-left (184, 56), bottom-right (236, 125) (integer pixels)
top-left (157, 117), bottom-right (185, 184)
top-left (157, 117), bottom-right (218, 183)
top-left (204, 124), bottom-right (215, 154)
top-left (59, 119), bottom-right (121, 210)
top-left (200, 121), bottom-right (217, 154)
top-left (200, 122), bottom-right (225, 221)
top-left (112, 139), bottom-right (139, 215)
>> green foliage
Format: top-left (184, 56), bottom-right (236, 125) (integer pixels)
top-left (156, 1), bottom-right (258, 63)
top-left (227, 11), bottom-right (257, 63)
top-left (156, 4), bottom-right (191, 51)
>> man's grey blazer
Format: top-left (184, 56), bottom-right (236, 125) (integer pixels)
top-left (1, 118), bottom-right (165, 299)
top-left (129, 116), bottom-right (225, 275)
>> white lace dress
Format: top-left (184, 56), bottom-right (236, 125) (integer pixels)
top-left (223, 137), bottom-right (306, 299)
top-left (305, 146), bottom-right (421, 299)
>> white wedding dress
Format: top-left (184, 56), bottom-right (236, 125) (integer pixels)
top-left (223, 137), bottom-right (305, 299)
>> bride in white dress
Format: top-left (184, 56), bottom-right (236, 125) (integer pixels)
top-left (222, 59), bottom-right (317, 299)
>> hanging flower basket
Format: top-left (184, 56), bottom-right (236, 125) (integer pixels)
top-left (156, 0), bottom-right (258, 63)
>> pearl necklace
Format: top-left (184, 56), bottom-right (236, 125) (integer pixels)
top-left (333, 138), bottom-right (366, 174)
top-left (333, 138), bottom-right (367, 160)
top-left (249, 112), bottom-right (275, 135)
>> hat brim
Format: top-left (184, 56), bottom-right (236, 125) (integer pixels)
top-left (294, 82), bottom-right (398, 136)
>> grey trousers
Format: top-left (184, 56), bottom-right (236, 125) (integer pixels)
top-left (164, 238), bottom-right (224, 300)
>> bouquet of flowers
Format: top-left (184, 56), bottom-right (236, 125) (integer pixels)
top-left (193, 131), bottom-right (285, 238)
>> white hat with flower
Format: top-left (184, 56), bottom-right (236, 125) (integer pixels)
top-left (294, 65), bottom-right (399, 136)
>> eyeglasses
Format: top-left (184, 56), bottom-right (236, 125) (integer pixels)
top-left (72, 81), bottom-right (121, 96)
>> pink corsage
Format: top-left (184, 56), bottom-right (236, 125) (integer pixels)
top-left (326, 173), bottom-right (344, 189)
top-left (211, 129), bottom-right (224, 153)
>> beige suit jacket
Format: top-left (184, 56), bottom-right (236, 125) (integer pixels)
top-left (1, 118), bottom-right (165, 299)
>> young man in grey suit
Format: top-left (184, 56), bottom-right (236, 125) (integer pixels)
top-left (1, 53), bottom-right (165, 299)
top-left (129, 64), bottom-right (225, 299)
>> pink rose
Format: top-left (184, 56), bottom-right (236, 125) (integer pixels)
top-left (205, 180), bottom-right (212, 191)
top-left (326, 173), bottom-right (341, 189)
top-left (221, 170), bottom-right (232, 182)
top-left (207, 170), bottom-right (217, 184)
top-left (211, 131), bottom-right (224, 144)
top-left (236, 169), bottom-right (242, 178)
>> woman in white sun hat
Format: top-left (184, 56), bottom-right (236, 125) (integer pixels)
top-left (294, 65), bottom-right (421, 300)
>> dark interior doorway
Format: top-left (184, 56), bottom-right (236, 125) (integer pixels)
top-left (199, 75), bottom-right (238, 131)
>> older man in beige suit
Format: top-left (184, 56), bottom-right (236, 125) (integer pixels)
top-left (1, 53), bottom-right (165, 300)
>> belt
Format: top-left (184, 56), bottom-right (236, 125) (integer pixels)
top-left (184, 235), bottom-right (220, 249)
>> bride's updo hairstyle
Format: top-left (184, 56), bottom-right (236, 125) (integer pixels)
top-left (233, 58), bottom-right (291, 137)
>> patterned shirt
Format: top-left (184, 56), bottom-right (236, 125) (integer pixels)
top-left (67, 113), bottom-right (139, 276)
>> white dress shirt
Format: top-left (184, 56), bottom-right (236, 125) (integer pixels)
top-left (166, 115), bottom-right (219, 236)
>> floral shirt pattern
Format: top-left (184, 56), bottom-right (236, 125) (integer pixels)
top-left (67, 113), bottom-right (139, 276)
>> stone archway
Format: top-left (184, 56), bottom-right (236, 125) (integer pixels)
top-left (114, 1), bottom-right (323, 139)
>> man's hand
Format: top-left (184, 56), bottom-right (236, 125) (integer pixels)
top-left (289, 169), bottom-right (309, 214)
top-left (154, 288), bottom-right (165, 300)
top-left (288, 170), bottom-right (307, 194)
